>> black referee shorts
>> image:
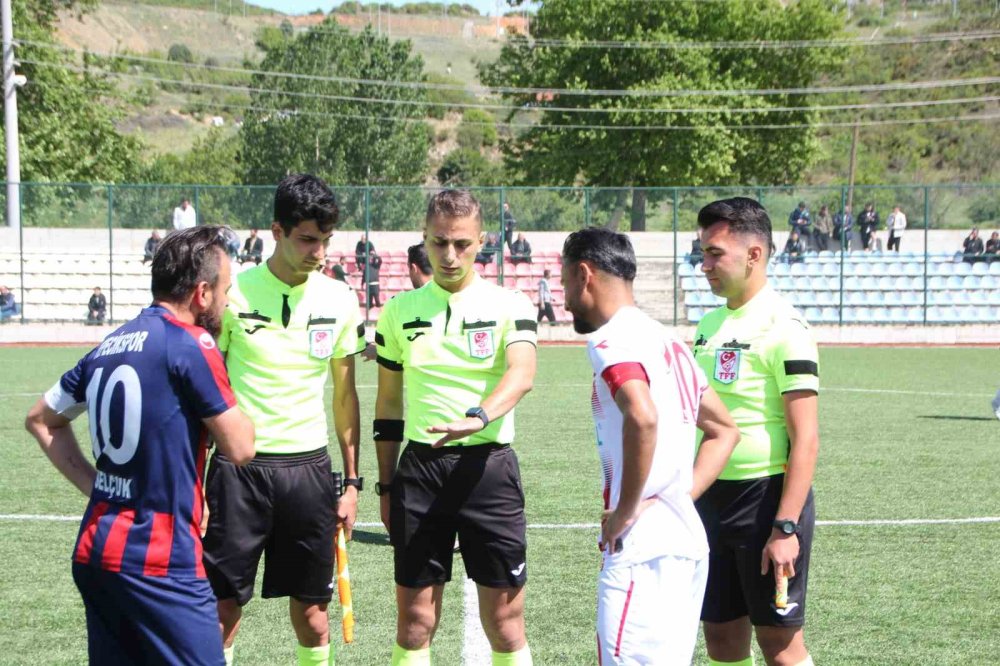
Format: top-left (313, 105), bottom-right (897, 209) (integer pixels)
top-left (202, 449), bottom-right (340, 607)
top-left (390, 441), bottom-right (527, 589)
top-left (696, 474), bottom-right (815, 628)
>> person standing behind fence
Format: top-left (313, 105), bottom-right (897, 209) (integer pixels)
top-left (537, 269), bottom-right (556, 323)
top-left (886, 206), bottom-right (907, 252)
top-left (858, 203), bottom-right (879, 251)
top-left (813, 206), bottom-right (832, 252)
top-left (173, 199), bottom-right (197, 231)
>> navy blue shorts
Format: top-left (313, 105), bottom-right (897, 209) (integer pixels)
top-left (72, 563), bottom-right (224, 666)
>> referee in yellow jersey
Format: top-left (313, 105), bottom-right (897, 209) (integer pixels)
top-left (374, 190), bottom-right (537, 666)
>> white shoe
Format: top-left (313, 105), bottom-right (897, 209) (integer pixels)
top-left (992, 390), bottom-right (1000, 421)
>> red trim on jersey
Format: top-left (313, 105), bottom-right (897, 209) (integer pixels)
top-left (100, 509), bottom-right (135, 572)
top-left (162, 312), bottom-right (237, 409)
top-left (74, 502), bottom-right (110, 564)
top-left (601, 363), bottom-right (650, 399)
top-left (614, 580), bottom-right (636, 657)
top-left (143, 513), bottom-right (175, 577)
top-left (190, 430), bottom-right (208, 578)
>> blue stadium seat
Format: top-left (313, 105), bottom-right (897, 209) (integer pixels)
top-left (790, 263), bottom-right (808, 277)
top-left (804, 307), bottom-right (822, 323)
top-left (959, 306), bottom-right (978, 322)
top-left (980, 275), bottom-right (998, 289)
top-left (954, 263), bottom-right (972, 276)
top-left (946, 276), bottom-right (964, 289)
top-left (872, 308), bottom-right (890, 324)
top-left (904, 263), bottom-right (923, 276)
top-left (846, 291), bottom-right (865, 305)
top-left (887, 262), bottom-right (904, 275)
top-left (866, 292), bottom-right (885, 305)
top-left (972, 262), bottom-right (988, 275)
top-left (934, 263), bottom-right (953, 276)
top-left (684, 292), bottom-right (699, 306)
top-left (821, 307), bottom-right (839, 323)
top-left (962, 276), bottom-right (981, 289)
top-left (817, 291), bottom-right (836, 306)
top-left (843, 307), bottom-right (858, 323)
top-left (990, 262), bottom-right (1000, 275)
top-left (678, 263), bottom-right (696, 277)
top-left (878, 276), bottom-right (895, 290)
top-left (773, 263), bottom-right (791, 277)
top-left (817, 251), bottom-right (835, 262)
top-left (856, 308), bottom-right (873, 323)
top-left (889, 308), bottom-right (907, 323)
top-left (928, 291), bottom-right (947, 306)
top-left (944, 307), bottom-right (963, 323)
top-left (805, 263), bottom-right (823, 277)
top-left (970, 291), bottom-right (988, 306)
top-left (951, 291), bottom-right (970, 306)
top-left (821, 263), bottom-right (840, 277)
top-left (681, 277), bottom-right (698, 291)
top-left (871, 263), bottom-right (888, 277)
top-left (974, 306), bottom-right (993, 322)
top-left (687, 307), bottom-right (703, 324)
top-left (884, 291), bottom-right (902, 306)
top-left (861, 277), bottom-right (879, 290)
top-left (928, 276), bottom-right (946, 290)
top-left (906, 307), bottom-right (924, 323)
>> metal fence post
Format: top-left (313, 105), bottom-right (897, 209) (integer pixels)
top-left (363, 187), bottom-right (371, 322)
top-left (922, 185), bottom-right (930, 325)
top-left (838, 185), bottom-right (846, 326)
top-left (498, 187), bottom-right (506, 286)
top-left (672, 188), bottom-right (679, 327)
top-left (584, 188), bottom-right (591, 227)
top-left (108, 184), bottom-right (114, 324)
top-left (194, 185), bottom-right (200, 226)
top-left (17, 181), bottom-right (24, 322)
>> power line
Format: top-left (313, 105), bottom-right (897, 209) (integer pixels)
top-left (19, 42), bottom-right (1000, 101)
top-left (23, 58), bottom-right (1000, 120)
top-left (30, 76), bottom-right (1000, 133)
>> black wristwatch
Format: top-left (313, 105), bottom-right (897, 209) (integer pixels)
top-left (773, 519), bottom-right (799, 536)
top-left (375, 481), bottom-right (393, 496)
top-left (465, 406), bottom-right (490, 428)
top-left (343, 477), bottom-right (364, 492)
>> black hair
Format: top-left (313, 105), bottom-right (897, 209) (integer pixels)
top-left (151, 226), bottom-right (234, 303)
top-left (697, 197), bottom-right (774, 256)
top-left (561, 227), bottom-right (636, 281)
top-left (273, 173), bottom-right (339, 236)
top-left (407, 243), bottom-right (432, 276)
top-left (426, 189), bottom-right (481, 226)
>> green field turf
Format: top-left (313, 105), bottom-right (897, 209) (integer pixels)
top-left (1, 346), bottom-right (998, 665)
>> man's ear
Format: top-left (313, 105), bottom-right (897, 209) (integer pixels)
top-left (191, 281), bottom-right (211, 311)
top-left (271, 221), bottom-right (283, 242)
top-left (747, 243), bottom-right (765, 269)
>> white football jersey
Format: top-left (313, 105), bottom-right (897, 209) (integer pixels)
top-left (587, 306), bottom-right (709, 568)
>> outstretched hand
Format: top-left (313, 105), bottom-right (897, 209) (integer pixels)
top-left (427, 417), bottom-right (486, 448)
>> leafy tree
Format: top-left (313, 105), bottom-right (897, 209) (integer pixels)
top-left (1, 0), bottom-right (143, 184)
top-left (456, 108), bottom-right (497, 150)
top-left (167, 43), bottom-right (194, 63)
top-left (240, 21), bottom-right (430, 186)
top-left (482, 0), bottom-right (844, 229)
top-left (437, 147), bottom-right (501, 186)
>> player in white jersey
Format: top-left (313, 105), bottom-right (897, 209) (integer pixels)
top-left (561, 228), bottom-right (740, 666)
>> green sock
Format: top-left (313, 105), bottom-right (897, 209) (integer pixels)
top-left (708, 657), bottom-right (754, 666)
top-left (296, 644), bottom-right (331, 666)
top-left (492, 645), bottom-right (532, 666)
top-left (391, 644), bottom-right (431, 666)
top-left (223, 645), bottom-right (234, 666)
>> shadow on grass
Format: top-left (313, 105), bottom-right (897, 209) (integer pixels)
top-left (917, 415), bottom-right (996, 422)
top-left (350, 529), bottom-right (390, 546)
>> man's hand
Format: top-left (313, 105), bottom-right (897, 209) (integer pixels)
top-left (338, 485), bottom-right (358, 540)
top-left (761, 531), bottom-right (799, 581)
top-left (599, 497), bottom-right (658, 555)
top-left (361, 342), bottom-right (377, 363)
top-left (427, 416), bottom-right (485, 448)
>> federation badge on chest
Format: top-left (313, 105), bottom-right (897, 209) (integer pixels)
top-left (714, 348), bottom-right (740, 384)
top-left (468, 329), bottom-right (495, 359)
top-left (310, 329), bottom-right (334, 360)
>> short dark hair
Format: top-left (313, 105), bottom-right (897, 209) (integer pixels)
top-left (561, 227), bottom-right (637, 281)
top-left (697, 197), bottom-right (774, 256)
top-left (273, 173), bottom-right (339, 236)
top-left (426, 189), bottom-right (481, 226)
top-left (151, 226), bottom-right (233, 303)
top-left (407, 243), bottom-right (432, 276)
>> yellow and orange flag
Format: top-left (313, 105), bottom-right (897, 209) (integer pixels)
top-left (335, 525), bottom-right (355, 643)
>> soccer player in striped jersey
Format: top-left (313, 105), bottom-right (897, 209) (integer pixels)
top-left (25, 226), bottom-right (255, 666)
top-left (561, 227), bottom-right (739, 665)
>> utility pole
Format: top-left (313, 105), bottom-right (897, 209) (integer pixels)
top-left (2, 0), bottom-right (21, 231)
top-left (847, 121), bottom-right (860, 214)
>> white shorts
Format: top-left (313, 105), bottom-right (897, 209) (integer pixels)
top-left (596, 554), bottom-right (708, 666)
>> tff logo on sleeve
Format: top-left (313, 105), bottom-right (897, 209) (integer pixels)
top-left (714, 349), bottom-right (740, 384)
top-left (468, 329), bottom-right (495, 359)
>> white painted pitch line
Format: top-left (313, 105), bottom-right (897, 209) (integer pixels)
top-left (4, 515), bottom-right (1000, 528)
top-left (462, 576), bottom-right (492, 666)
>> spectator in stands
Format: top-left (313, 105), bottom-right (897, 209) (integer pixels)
top-left (788, 201), bottom-right (811, 248)
top-left (813, 205), bottom-right (833, 252)
top-left (858, 203), bottom-right (880, 251)
top-left (239, 228), bottom-right (264, 265)
top-left (503, 201), bottom-right (517, 251)
top-left (962, 228), bottom-right (984, 264)
top-left (172, 198), bottom-right (197, 231)
top-left (355, 233), bottom-right (374, 268)
top-left (476, 231), bottom-right (501, 265)
top-left (86, 287), bottom-right (106, 325)
top-left (688, 229), bottom-right (704, 266)
top-left (142, 230), bottom-right (161, 264)
top-left (364, 251), bottom-right (382, 308)
top-left (886, 205), bottom-right (906, 252)
top-left (783, 231), bottom-right (805, 264)
top-left (407, 243), bottom-right (432, 289)
top-left (0, 285), bottom-right (18, 322)
top-left (834, 205), bottom-right (854, 250)
top-left (537, 269), bottom-right (556, 324)
top-left (510, 233), bottom-right (532, 264)
top-left (985, 231), bottom-right (1000, 262)
top-left (331, 256), bottom-right (350, 283)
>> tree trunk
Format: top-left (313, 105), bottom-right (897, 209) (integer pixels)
top-left (630, 189), bottom-right (647, 232)
top-left (606, 189), bottom-right (629, 232)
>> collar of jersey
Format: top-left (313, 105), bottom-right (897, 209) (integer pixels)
top-left (259, 261), bottom-right (310, 294)
top-left (426, 272), bottom-right (484, 302)
top-left (725, 284), bottom-right (776, 319)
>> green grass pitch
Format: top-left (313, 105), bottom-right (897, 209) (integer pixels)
top-left (0, 346), bottom-right (998, 664)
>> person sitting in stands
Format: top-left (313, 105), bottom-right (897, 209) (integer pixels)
top-left (86, 287), bottom-right (107, 325)
top-left (143, 230), bottom-right (161, 264)
top-left (239, 229), bottom-right (264, 265)
top-left (984, 231), bottom-right (999, 263)
top-left (0, 285), bottom-right (18, 322)
top-left (783, 231), bottom-right (805, 264)
top-left (476, 231), bottom-right (501, 265)
top-left (510, 233), bottom-right (532, 264)
top-left (962, 228), bottom-right (984, 264)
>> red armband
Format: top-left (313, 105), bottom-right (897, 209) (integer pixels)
top-left (601, 362), bottom-right (649, 399)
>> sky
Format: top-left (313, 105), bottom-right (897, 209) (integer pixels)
top-left (249, 0), bottom-right (529, 17)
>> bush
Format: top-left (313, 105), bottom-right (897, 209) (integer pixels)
top-left (167, 43), bottom-right (194, 64)
top-left (968, 194), bottom-right (1000, 226)
top-left (456, 108), bottom-right (497, 150)
top-left (424, 73), bottom-right (475, 120)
